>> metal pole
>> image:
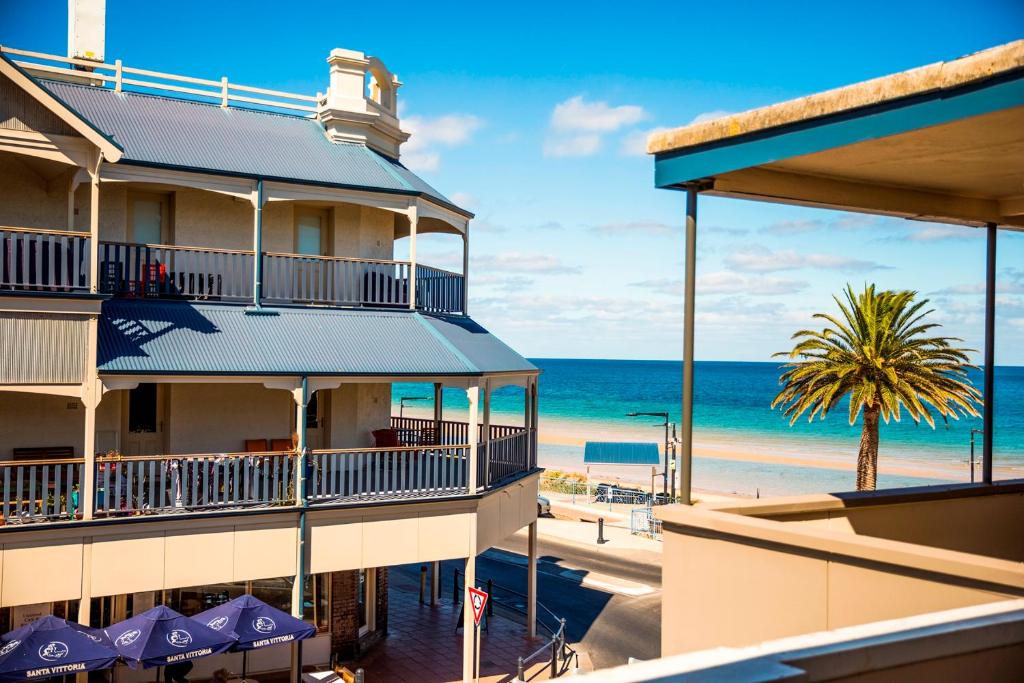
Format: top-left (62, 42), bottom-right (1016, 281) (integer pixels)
top-left (253, 178), bottom-right (264, 308)
top-left (663, 418), bottom-right (669, 497)
top-left (969, 430), bottom-right (977, 484)
top-left (680, 187), bottom-right (698, 505)
top-left (982, 222), bottom-right (996, 485)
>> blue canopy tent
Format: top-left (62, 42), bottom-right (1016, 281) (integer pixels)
top-left (106, 605), bottom-right (235, 681)
top-left (0, 616), bottom-right (117, 681)
top-left (196, 595), bottom-right (316, 682)
top-left (583, 441), bottom-right (662, 502)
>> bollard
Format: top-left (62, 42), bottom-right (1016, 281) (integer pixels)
top-left (597, 517), bottom-right (606, 544)
top-left (550, 638), bottom-right (558, 676)
top-left (453, 569), bottom-right (460, 605)
top-left (486, 579), bottom-right (494, 616)
top-left (354, 668), bottom-right (364, 683)
top-left (419, 565), bottom-right (427, 604)
top-left (517, 656), bottom-right (525, 682)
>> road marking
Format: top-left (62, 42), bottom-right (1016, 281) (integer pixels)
top-left (485, 549), bottom-right (656, 597)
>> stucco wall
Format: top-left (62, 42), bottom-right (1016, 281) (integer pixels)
top-left (166, 383), bottom-right (294, 454)
top-left (0, 390), bottom-right (119, 459)
top-left (327, 383), bottom-right (391, 449)
top-left (0, 156), bottom-right (70, 229)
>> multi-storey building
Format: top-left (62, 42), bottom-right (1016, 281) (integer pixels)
top-left (0, 9), bottom-right (540, 681)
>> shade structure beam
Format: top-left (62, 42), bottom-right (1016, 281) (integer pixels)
top-left (679, 186), bottom-right (699, 505)
top-left (983, 222), bottom-right (997, 484)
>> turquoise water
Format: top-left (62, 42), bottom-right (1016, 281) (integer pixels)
top-left (393, 359), bottom-right (1024, 493)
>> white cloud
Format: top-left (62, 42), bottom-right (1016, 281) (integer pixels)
top-left (545, 95), bottom-right (647, 158)
top-left (449, 192), bottom-right (476, 209)
top-left (724, 245), bottom-right (887, 273)
top-left (760, 219), bottom-right (826, 236)
top-left (402, 113), bottom-right (483, 171)
top-left (903, 225), bottom-right (981, 242)
top-left (474, 252), bottom-right (581, 275)
top-left (689, 109), bottom-right (733, 125)
top-left (550, 96), bottom-right (647, 132)
top-left (591, 220), bottom-right (675, 236)
top-left (543, 134), bottom-right (602, 157)
top-left (619, 127), bottom-right (672, 156)
top-left (631, 272), bottom-right (808, 296)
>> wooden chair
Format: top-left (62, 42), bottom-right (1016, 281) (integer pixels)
top-left (270, 438), bottom-right (293, 452)
top-left (244, 439), bottom-right (269, 453)
top-left (418, 428), bottom-right (439, 446)
top-left (372, 429), bottom-right (400, 448)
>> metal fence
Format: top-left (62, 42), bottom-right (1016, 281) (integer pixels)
top-left (629, 507), bottom-right (663, 540)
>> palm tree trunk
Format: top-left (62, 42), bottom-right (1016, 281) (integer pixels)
top-left (856, 408), bottom-right (880, 491)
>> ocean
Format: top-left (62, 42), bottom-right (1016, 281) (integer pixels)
top-left (393, 359), bottom-right (1024, 497)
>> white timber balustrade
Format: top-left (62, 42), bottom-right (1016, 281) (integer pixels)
top-left (99, 241), bottom-right (255, 300)
top-left (262, 253), bottom-right (412, 307)
top-left (0, 227), bottom-right (91, 292)
top-left (305, 445), bottom-right (470, 502)
top-left (0, 459), bottom-right (85, 524)
top-left (93, 452), bottom-right (297, 516)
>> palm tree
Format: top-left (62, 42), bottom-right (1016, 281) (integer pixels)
top-left (772, 284), bottom-right (982, 491)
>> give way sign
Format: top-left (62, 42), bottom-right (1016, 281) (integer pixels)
top-left (468, 586), bottom-right (488, 626)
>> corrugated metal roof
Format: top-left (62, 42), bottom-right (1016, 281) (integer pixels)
top-left (97, 300), bottom-right (535, 376)
top-left (38, 78), bottom-right (461, 213)
top-left (420, 315), bottom-right (537, 374)
top-left (583, 442), bottom-right (661, 465)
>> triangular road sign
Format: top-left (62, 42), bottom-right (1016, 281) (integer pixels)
top-left (468, 587), bottom-right (488, 626)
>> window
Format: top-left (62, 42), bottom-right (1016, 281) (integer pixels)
top-left (295, 208), bottom-right (329, 256)
top-left (357, 569), bottom-right (375, 635)
top-left (252, 577), bottom-right (293, 615)
top-left (303, 574), bottom-right (330, 631)
top-left (128, 383), bottom-right (157, 433)
top-left (128, 192), bottom-right (172, 245)
top-left (306, 392), bottom-right (319, 429)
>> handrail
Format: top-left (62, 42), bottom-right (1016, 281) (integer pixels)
top-left (0, 45), bottom-right (319, 114)
top-left (264, 251), bottom-right (412, 266)
top-left (99, 240), bottom-right (255, 256)
top-left (0, 457), bottom-right (85, 467)
top-left (311, 444), bottom-right (470, 455)
top-left (0, 225), bottom-right (86, 238)
top-left (96, 450), bottom-right (294, 463)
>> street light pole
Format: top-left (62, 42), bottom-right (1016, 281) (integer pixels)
top-left (626, 411), bottom-right (670, 498)
top-left (399, 396), bottom-right (429, 418)
top-left (970, 428), bottom-right (983, 484)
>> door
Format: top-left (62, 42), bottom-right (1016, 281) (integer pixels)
top-left (305, 391), bottom-right (327, 451)
top-left (123, 383), bottom-right (166, 455)
top-left (293, 207), bottom-right (331, 301)
top-left (128, 192), bottom-right (173, 245)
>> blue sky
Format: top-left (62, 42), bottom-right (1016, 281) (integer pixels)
top-left (4, 1), bottom-right (1023, 363)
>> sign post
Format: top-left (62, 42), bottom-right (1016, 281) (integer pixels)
top-left (468, 587), bottom-right (488, 682)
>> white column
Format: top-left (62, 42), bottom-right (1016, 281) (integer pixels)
top-left (466, 383), bottom-right (480, 492)
top-left (88, 153), bottom-right (101, 293)
top-left (81, 316), bottom-right (101, 521)
top-left (463, 516), bottom-right (478, 683)
top-left (481, 380), bottom-right (491, 487)
top-left (292, 381), bottom-right (308, 617)
top-left (252, 180), bottom-right (264, 307)
top-left (527, 520), bottom-right (537, 638)
top-left (462, 229), bottom-right (469, 316)
top-left (408, 205), bottom-right (418, 309)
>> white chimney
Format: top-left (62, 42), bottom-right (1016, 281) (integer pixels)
top-left (68, 0), bottom-right (106, 62)
top-left (318, 48), bottom-right (409, 158)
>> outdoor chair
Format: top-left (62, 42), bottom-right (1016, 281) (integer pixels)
top-left (372, 429), bottom-right (400, 448)
top-left (270, 438), bottom-right (293, 452)
top-left (244, 439), bottom-right (269, 453)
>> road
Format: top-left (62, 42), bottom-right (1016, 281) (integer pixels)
top-left (392, 529), bottom-right (661, 671)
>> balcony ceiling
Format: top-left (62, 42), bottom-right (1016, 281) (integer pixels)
top-left (97, 300), bottom-right (536, 377)
top-left (650, 41), bottom-right (1024, 230)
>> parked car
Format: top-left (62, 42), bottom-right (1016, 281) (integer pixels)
top-left (537, 495), bottom-right (551, 517)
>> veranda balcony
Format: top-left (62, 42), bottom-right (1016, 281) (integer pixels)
top-left (0, 419), bottom-right (535, 526)
top-left (0, 228), bottom-right (465, 315)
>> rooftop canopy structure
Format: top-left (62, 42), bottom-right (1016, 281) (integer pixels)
top-left (649, 40), bottom-right (1024, 503)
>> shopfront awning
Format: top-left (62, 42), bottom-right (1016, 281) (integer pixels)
top-left (97, 300), bottom-right (537, 377)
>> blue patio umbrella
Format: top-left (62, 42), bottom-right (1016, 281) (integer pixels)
top-left (195, 595), bottom-right (316, 681)
top-left (105, 605), bottom-right (235, 671)
top-left (0, 615), bottom-right (118, 681)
